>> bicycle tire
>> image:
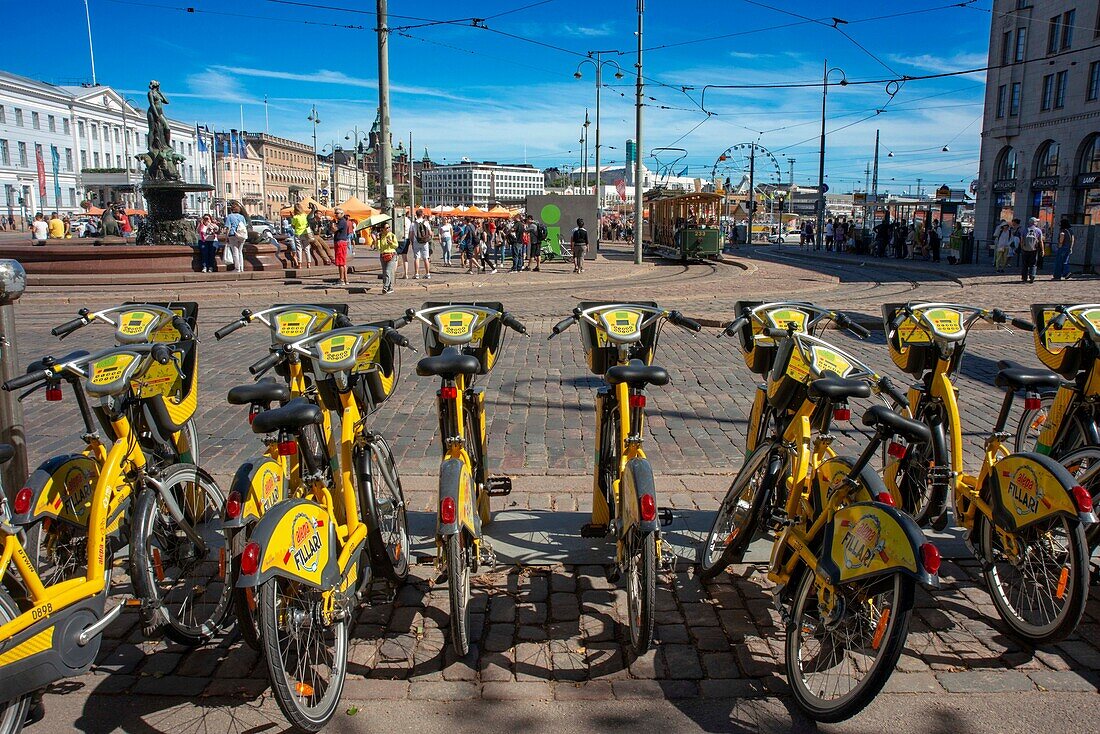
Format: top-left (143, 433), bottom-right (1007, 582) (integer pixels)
top-left (362, 438), bottom-right (410, 583)
top-left (698, 446), bottom-right (777, 581)
top-left (259, 576), bottom-right (348, 732)
top-left (978, 512), bottom-right (1088, 643)
top-left (786, 570), bottom-right (914, 723)
top-left (446, 533), bottom-right (471, 657)
top-left (625, 531), bottom-right (656, 655)
top-left (1012, 392), bottom-right (1089, 455)
top-left (231, 554), bottom-right (262, 650)
top-left (23, 518), bottom-right (88, 590)
top-left (0, 586), bottom-right (31, 734)
top-left (1059, 446), bottom-right (1100, 547)
top-left (129, 463), bottom-right (232, 646)
top-left (892, 400), bottom-right (948, 527)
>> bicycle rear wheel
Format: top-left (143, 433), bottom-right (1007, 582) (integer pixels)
top-left (625, 531), bottom-right (656, 655)
top-left (1059, 446), bottom-right (1100, 547)
top-left (446, 533), bottom-right (471, 657)
top-left (130, 463), bottom-right (231, 646)
top-left (363, 438), bottom-right (410, 583)
top-left (979, 512), bottom-right (1088, 643)
top-left (259, 576), bottom-right (348, 732)
top-left (1012, 393), bottom-right (1088, 454)
top-left (698, 446), bottom-right (776, 581)
top-left (786, 570), bottom-right (914, 722)
top-left (0, 586), bottom-right (31, 734)
top-left (231, 554), bottom-right (262, 650)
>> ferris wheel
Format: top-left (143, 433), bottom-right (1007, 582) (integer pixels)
top-left (711, 143), bottom-right (782, 194)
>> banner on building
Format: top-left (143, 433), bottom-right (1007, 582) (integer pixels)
top-left (35, 145), bottom-right (46, 203)
top-left (50, 145), bottom-right (61, 206)
top-left (615, 178), bottom-right (626, 201)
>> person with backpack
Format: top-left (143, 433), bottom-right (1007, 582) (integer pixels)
top-left (412, 209), bottom-right (433, 280)
top-left (570, 217), bottom-right (589, 273)
top-left (1020, 217), bottom-right (1043, 283)
top-left (1053, 217), bottom-right (1074, 281)
top-left (524, 214), bottom-right (541, 271)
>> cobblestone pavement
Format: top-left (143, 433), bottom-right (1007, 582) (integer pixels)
top-left (6, 243), bottom-right (1100, 729)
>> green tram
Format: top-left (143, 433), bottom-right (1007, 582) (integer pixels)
top-left (645, 191), bottom-right (725, 262)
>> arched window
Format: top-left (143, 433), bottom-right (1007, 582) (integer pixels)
top-left (995, 146), bottom-right (1018, 179)
top-left (1077, 134), bottom-right (1100, 174)
top-left (1034, 140), bottom-right (1061, 177)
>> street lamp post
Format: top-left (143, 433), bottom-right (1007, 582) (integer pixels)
top-left (633, 0), bottom-right (645, 265)
top-left (575, 51), bottom-right (624, 245)
top-left (308, 105), bottom-right (321, 200)
top-left (579, 113), bottom-right (590, 193)
top-left (345, 127), bottom-right (367, 201)
top-left (816, 60), bottom-right (847, 250)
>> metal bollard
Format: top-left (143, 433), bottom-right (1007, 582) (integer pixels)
top-left (0, 259), bottom-right (27, 495)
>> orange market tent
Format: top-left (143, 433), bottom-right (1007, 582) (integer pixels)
top-left (486, 205), bottom-right (512, 218)
top-left (279, 196), bottom-right (333, 216)
top-left (83, 206), bottom-right (105, 215)
top-left (336, 196), bottom-right (376, 219)
top-left (465, 205), bottom-right (484, 216)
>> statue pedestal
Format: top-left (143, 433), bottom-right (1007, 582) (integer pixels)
top-left (136, 180), bottom-right (214, 246)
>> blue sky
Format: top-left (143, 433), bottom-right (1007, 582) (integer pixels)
top-left (11, 0), bottom-right (993, 193)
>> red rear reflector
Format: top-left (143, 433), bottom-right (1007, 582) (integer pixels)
top-left (226, 491), bottom-right (242, 520)
top-left (629, 394), bottom-right (647, 408)
top-left (440, 496), bottom-right (456, 525)
top-left (640, 493), bottom-right (657, 522)
top-left (1024, 397), bottom-right (1042, 410)
top-left (45, 387), bottom-right (63, 402)
top-left (241, 542), bottom-right (261, 575)
top-left (13, 488), bottom-right (32, 515)
top-left (440, 386), bottom-right (458, 400)
top-left (833, 407), bottom-right (851, 421)
top-left (277, 440), bottom-right (297, 456)
top-left (875, 491), bottom-right (896, 507)
top-left (1071, 485), bottom-right (1094, 514)
top-left (887, 441), bottom-right (907, 459)
top-left (248, 407), bottom-right (258, 424)
top-left (920, 543), bottom-right (941, 576)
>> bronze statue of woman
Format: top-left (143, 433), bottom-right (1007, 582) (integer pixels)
top-left (146, 80), bottom-right (172, 152)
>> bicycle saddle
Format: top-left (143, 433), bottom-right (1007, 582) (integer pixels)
top-left (0, 444), bottom-right (13, 465)
top-left (228, 378), bottom-right (291, 406)
top-left (251, 397), bottom-right (323, 435)
top-left (605, 359), bottom-right (670, 388)
top-left (416, 347), bottom-right (480, 379)
top-left (808, 372), bottom-right (871, 402)
top-left (994, 365), bottom-right (1062, 392)
top-left (862, 405), bottom-right (932, 444)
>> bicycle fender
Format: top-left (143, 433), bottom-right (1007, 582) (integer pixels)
top-left (11, 454), bottom-right (99, 528)
top-left (621, 458), bottom-right (660, 533)
top-left (818, 501), bottom-right (938, 588)
top-left (988, 452), bottom-right (1095, 531)
top-left (437, 458), bottom-right (477, 537)
top-left (225, 456), bottom-right (285, 530)
top-left (236, 499), bottom-right (339, 590)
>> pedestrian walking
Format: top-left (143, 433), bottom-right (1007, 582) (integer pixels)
top-left (524, 214), bottom-right (541, 271)
top-left (224, 202), bottom-right (248, 272)
top-left (570, 217), bottom-right (589, 273)
top-left (281, 217), bottom-right (300, 268)
top-left (506, 217), bottom-right (523, 272)
top-left (412, 209), bottom-right (433, 280)
top-left (824, 218), bottom-right (834, 251)
top-left (330, 208), bottom-right (352, 285)
top-left (199, 214), bottom-right (219, 272)
top-left (439, 218), bottom-right (453, 265)
top-left (397, 211), bottom-right (413, 279)
top-left (1053, 217), bottom-right (1074, 281)
top-left (993, 220), bottom-right (1012, 272)
top-left (291, 206), bottom-right (312, 268)
top-left (873, 214), bottom-right (891, 257)
top-left (1020, 217), bottom-right (1043, 283)
top-left (928, 218), bottom-right (943, 263)
top-left (375, 221), bottom-right (398, 294)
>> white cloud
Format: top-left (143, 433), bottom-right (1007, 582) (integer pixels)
top-left (560, 22), bottom-right (615, 37)
top-left (888, 52), bottom-right (987, 73)
top-left (211, 65), bottom-right (480, 104)
top-left (182, 70), bottom-right (262, 105)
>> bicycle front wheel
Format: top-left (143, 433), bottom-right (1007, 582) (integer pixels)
top-left (0, 586), bottom-right (31, 734)
top-left (259, 576), bottom-right (348, 732)
top-left (1012, 393), bottom-right (1088, 454)
top-left (698, 447), bottom-right (776, 581)
top-left (130, 463), bottom-right (231, 646)
top-left (364, 438), bottom-right (410, 583)
top-left (1059, 446), bottom-right (1100, 547)
top-left (446, 533), bottom-right (472, 657)
top-left (786, 569), bottom-right (914, 723)
top-left (979, 512), bottom-right (1088, 643)
top-left (625, 531), bottom-right (656, 655)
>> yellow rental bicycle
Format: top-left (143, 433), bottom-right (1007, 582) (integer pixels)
top-left (550, 302), bottom-right (701, 655)
top-left (701, 323), bottom-right (939, 722)
top-left (235, 322), bottom-right (411, 732)
top-left (398, 302), bottom-right (526, 656)
top-left (882, 302), bottom-right (1095, 643)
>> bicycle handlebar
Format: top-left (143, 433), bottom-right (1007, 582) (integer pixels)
top-left (763, 327), bottom-right (790, 339)
top-left (722, 316), bottom-right (749, 338)
top-left (171, 316), bottom-right (194, 341)
top-left (549, 316), bottom-right (577, 339)
top-left (383, 327), bottom-right (413, 350)
top-left (249, 350), bottom-right (284, 376)
top-left (3, 370), bottom-right (45, 391)
top-left (668, 311), bottom-right (702, 333)
top-left (835, 313), bottom-right (870, 339)
top-left (1011, 317), bottom-right (1034, 331)
top-left (214, 319), bottom-right (246, 340)
top-left (501, 312), bottom-right (527, 335)
top-left (877, 375), bottom-right (909, 408)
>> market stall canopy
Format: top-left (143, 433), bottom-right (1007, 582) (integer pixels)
top-left (336, 195), bottom-right (376, 219)
top-left (465, 205), bottom-right (484, 215)
top-left (83, 206), bottom-right (105, 215)
top-left (487, 205), bottom-right (512, 218)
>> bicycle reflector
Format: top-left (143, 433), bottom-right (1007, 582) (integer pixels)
top-left (833, 405), bottom-right (851, 421)
top-left (640, 493), bottom-right (657, 522)
top-left (887, 441), bottom-right (907, 459)
top-left (248, 405), bottom-right (259, 424)
top-left (241, 542), bottom-right (261, 576)
top-left (225, 491), bottom-right (242, 520)
top-left (875, 491), bottom-right (896, 507)
top-left (45, 386), bottom-right (63, 402)
top-left (629, 394), bottom-right (647, 409)
top-left (440, 386), bottom-right (458, 400)
top-left (1071, 485), bottom-right (1094, 514)
top-left (440, 496), bottom-right (457, 525)
top-left (277, 439), bottom-right (297, 456)
top-left (920, 543), bottom-right (941, 576)
top-left (1024, 395), bottom-right (1042, 411)
top-left (13, 488), bottom-right (32, 515)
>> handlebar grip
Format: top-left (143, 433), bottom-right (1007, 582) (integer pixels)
top-left (172, 316), bottom-right (194, 340)
top-left (51, 317), bottom-right (86, 339)
top-left (879, 376), bottom-right (909, 408)
top-left (669, 312), bottom-right (702, 332)
top-left (888, 311), bottom-right (908, 332)
top-left (551, 316), bottom-right (577, 336)
top-left (151, 343), bottom-right (172, 365)
top-left (249, 351), bottom-right (284, 376)
top-left (723, 316), bottom-right (749, 338)
top-left (334, 313), bottom-right (353, 328)
top-left (383, 327), bottom-right (411, 349)
top-left (763, 327), bottom-right (789, 339)
top-left (3, 370), bottom-right (45, 391)
top-left (1011, 317), bottom-right (1035, 332)
top-left (1051, 313), bottom-right (1068, 330)
top-left (848, 321), bottom-right (871, 339)
top-left (214, 320), bottom-right (246, 340)
top-left (502, 313), bottom-right (527, 334)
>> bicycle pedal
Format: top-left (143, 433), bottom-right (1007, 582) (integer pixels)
top-left (658, 508), bottom-right (675, 527)
top-left (478, 539), bottom-right (497, 568)
top-left (660, 548), bottom-right (678, 573)
top-left (487, 475), bottom-right (512, 497)
top-left (606, 565), bottom-right (622, 583)
top-left (581, 523), bottom-right (610, 538)
top-left (362, 579), bottom-right (396, 607)
top-left (931, 508), bottom-right (951, 532)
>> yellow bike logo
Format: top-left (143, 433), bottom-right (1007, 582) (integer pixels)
top-left (285, 513), bottom-right (323, 573)
top-left (840, 513), bottom-right (888, 570)
top-left (260, 470), bottom-right (279, 512)
top-left (1006, 465), bottom-right (1048, 517)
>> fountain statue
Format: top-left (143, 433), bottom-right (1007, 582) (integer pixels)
top-left (134, 80), bottom-right (213, 246)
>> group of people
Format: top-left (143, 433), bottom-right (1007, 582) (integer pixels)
top-left (869, 216), bottom-right (965, 263)
top-left (26, 208), bottom-right (138, 241)
top-left (992, 216), bottom-right (1075, 283)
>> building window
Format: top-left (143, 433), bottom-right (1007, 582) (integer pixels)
top-left (14, 108), bottom-right (23, 126)
top-left (68, 188), bottom-right (76, 207)
top-left (63, 118), bottom-right (70, 135)
top-left (0, 140), bottom-right (7, 166)
top-left (47, 114), bottom-right (55, 132)
top-left (1015, 27), bottom-right (1028, 62)
top-left (1042, 74), bottom-right (1055, 110)
top-left (18, 142), bottom-right (27, 167)
top-left (997, 147), bottom-right (1018, 180)
top-left (115, 154), bottom-right (121, 168)
top-left (997, 85), bottom-right (1007, 117)
top-left (80, 150), bottom-right (87, 168)
top-left (114, 128), bottom-right (120, 144)
top-left (90, 124), bottom-right (98, 140)
top-left (93, 151), bottom-right (100, 167)
top-left (31, 111), bottom-right (39, 130)
top-left (1010, 82), bottom-right (1022, 115)
top-left (0, 106), bottom-right (4, 124)
top-left (1091, 61), bottom-right (1100, 100)
top-left (1035, 140), bottom-right (1061, 177)
top-left (65, 148), bottom-right (72, 171)
top-left (78, 120), bottom-right (85, 138)
top-left (1054, 70), bottom-right (1068, 108)
top-left (1049, 15), bottom-right (1062, 54)
top-left (1063, 9), bottom-right (1076, 49)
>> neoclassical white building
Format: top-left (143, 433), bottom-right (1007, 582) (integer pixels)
top-left (0, 70), bottom-right (204, 226)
